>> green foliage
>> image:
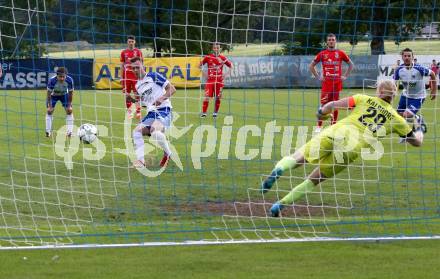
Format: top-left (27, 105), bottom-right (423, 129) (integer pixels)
top-left (276, 0), bottom-right (438, 55)
top-left (281, 39), bottom-right (325, 56)
top-left (0, 0), bottom-right (56, 58)
top-left (55, 0), bottom-right (251, 56)
top-left (1, 1), bottom-right (438, 57)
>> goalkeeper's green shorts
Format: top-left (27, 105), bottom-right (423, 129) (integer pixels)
top-left (298, 133), bottom-right (362, 178)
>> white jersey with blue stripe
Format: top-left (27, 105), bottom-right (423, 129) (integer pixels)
top-left (135, 72), bottom-right (171, 111)
top-left (47, 75), bottom-right (74, 96)
top-left (393, 64), bottom-right (432, 99)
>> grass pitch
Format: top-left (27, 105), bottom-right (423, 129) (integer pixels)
top-left (1, 87), bottom-right (440, 278)
top-left (1, 240), bottom-right (440, 279)
top-left (1, 87), bottom-right (439, 247)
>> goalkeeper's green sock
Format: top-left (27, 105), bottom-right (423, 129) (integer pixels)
top-left (275, 156), bottom-right (298, 171)
top-left (279, 179), bottom-right (315, 205)
top-left (262, 156), bottom-right (298, 193)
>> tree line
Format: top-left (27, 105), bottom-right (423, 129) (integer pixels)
top-left (0, 0), bottom-right (437, 59)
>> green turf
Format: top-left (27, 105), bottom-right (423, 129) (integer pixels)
top-left (44, 40), bottom-right (440, 58)
top-left (1, 240), bottom-right (440, 279)
top-left (0, 88), bottom-right (439, 247)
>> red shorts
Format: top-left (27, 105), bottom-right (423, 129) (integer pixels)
top-left (320, 91), bottom-right (340, 105)
top-left (205, 81), bottom-right (224, 98)
top-left (122, 78), bottom-right (137, 94)
top-left (321, 80), bottom-right (342, 104)
top-left (322, 80), bottom-right (342, 94)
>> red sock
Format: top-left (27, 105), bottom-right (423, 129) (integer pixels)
top-left (214, 98), bottom-right (221, 113)
top-left (331, 110), bottom-right (339, 124)
top-left (126, 100), bottom-right (132, 109)
top-left (317, 120), bottom-right (323, 128)
top-left (202, 100), bottom-right (209, 113)
top-left (136, 102), bottom-right (141, 113)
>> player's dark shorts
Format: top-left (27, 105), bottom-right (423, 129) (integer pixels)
top-left (397, 95), bottom-right (425, 115)
top-left (47, 94), bottom-right (69, 108)
top-left (122, 78), bottom-right (137, 94)
top-left (205, 80), bottom-right (224, 97)
top-left (141, 107), bottom-right (172, 129)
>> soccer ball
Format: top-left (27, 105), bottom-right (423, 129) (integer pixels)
top-left (77, 123), bottom-right (98, 144)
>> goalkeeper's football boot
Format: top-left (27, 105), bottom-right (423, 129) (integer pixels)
top-left (270, 202), bottom-right (284, 217)
top-left (261, 168), bottom-right (283, 193)
top-left (200, 113), bottom-right (207, 118)
top-left (45, 131), bottom-right (51, 137)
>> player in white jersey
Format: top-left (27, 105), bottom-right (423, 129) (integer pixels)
top-left (393, 48), bottom-right (437, 120)
top-left (130, 57), bottom-right (176, 168)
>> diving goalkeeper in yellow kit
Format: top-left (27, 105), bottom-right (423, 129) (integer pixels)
top-left (262, 80), bottom-right (425, 217)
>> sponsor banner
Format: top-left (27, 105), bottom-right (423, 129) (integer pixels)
top-left (94, 57), bottom-right (201, 89)
top-left (378, 54), bottom-right (439, 79)
top-left (0, 59), bottom-right (93, 89)
top-left (344, 56), bottom-right (380, 88)
top-left (225, 56), bottom-right (379, 88)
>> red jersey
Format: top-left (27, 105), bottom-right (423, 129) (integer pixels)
top-left (313, 49), bottom-right (350, 81)
top-left (120, 48), bottom-right (143, 80)
top-left (201, 54), bottom-right (232, 82)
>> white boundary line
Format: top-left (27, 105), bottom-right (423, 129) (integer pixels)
top-left (1, 236), bottom-right (440, 250)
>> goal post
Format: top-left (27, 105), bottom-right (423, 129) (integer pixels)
top-left (0, 0), bottom-right (439, 248)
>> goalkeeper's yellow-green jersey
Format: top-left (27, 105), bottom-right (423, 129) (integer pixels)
top-left (301, 94), bottom-right (412, 177)
top-left (328, 94), bottom-right (412, 138)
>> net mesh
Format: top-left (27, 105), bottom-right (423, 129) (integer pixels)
top-left (0, 0), bottom-right (439, 247)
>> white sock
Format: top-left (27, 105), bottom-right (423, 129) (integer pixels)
top-left (150, 130), bottom-right (171, 156)
top-left (133, 129), bottom-right (145, 162)
top-left (45, 114), bottom-right (53, 132)
top-left (66, 114), bottom-right (74, 134)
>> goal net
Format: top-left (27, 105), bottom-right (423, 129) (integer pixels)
top-left (0, 0), bottom-right (439, 248)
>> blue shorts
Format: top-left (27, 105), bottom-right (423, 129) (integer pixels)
top-left (141, 107), bottom-right (172, 129)
top-left (397, 95), bottom-right (425, 115)
top-left (47, 94), bottom-right (69, 108)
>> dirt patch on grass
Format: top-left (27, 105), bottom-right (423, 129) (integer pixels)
top-left (163, 200), bottom-right (331, 218)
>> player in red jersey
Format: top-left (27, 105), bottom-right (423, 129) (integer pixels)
top-left (309, 33), bottom-right (354, 132)
top-left (200, 43), bottom-right (233, 118)
top-left (120, 35), bottom-right (143, 119)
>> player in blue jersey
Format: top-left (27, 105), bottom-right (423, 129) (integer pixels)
top-left (130, 57), bottom-right (177, 168)
top-left (46, 67), bottom-right (74, 137)
top-left (393, 48), bottom-right (437, 122)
